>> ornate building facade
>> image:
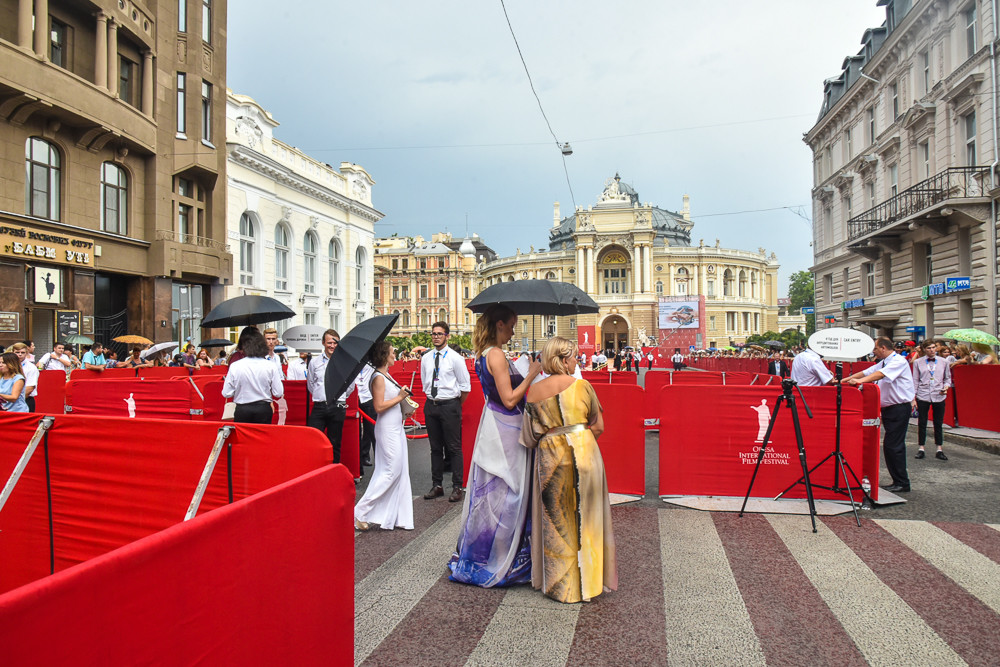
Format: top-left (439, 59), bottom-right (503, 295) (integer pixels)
top-left (226, 91), bottom-right (380, 337)
top-left (805, 0), bottom-right (999, 340)
top-left (0, 0), bottom-right (231, 354)
top-left (373, 233), bottom-right (496, 337)
top-left (479, 175), bottom-right (779, 352)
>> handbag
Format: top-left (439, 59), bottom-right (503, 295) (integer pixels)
top-left (371, 371), bottom-right (418, 416)
top-left (221, 401), bottom-right (236, 421)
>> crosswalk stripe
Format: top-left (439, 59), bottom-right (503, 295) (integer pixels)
top-left (768, 515), bottom-right (965, 666)
top-left (465, 585), bottom-right (579, 667)
top-left (660, 510), bottom-right (765, 666)
top-left (355, 508), bottom-right (462, 664)
top-left (876, 519), bottom-right (1000, 615)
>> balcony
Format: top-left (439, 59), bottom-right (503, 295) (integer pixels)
top-left (150, 230), bottom-right (233, 280)
top-left (847, 167), bottom-right (990, 249)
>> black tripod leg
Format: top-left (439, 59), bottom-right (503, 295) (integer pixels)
top-left (835, 453), bottom-right (861, 527)
top-left (740, 396), bottom-right (784, 517)
top-left (788, 394), bottom-right (818, 533)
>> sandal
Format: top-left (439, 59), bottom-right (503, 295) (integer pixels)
top-left (355, 519), bottom-right (370, 531)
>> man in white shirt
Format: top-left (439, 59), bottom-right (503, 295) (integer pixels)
top-left (307, 330), bottom-right (354, 464)
top-left (37, 342), bottom-right (72, 372)
top-left (263, 328), bottom-right (285, 376)
top-left (420, 321), bottom-right (471, 502)
top-left (911, 339), bottom-right (952, 461)
top-left (844, 337), bottom-right (916, 493)
top-left (671, 348), bottom-right (685, 371)
top-left (355, 364), bottom-right (376, 468)
top-left (790, 348), bottom-right (833, 386)
top-left (286, 352), bottom-right (309, 381)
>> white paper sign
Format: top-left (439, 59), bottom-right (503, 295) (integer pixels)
top-left (808, 328), bottom-right (875, 361)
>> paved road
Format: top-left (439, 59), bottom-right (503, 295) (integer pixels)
top-left (353, 421), bottom-right (1000, 666)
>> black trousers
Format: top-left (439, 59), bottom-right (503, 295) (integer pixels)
top-left (425, 399), bottom-right (463, 488)
top-left (234, 400), bottom-right (273, 424)
top-left (916, 399), bottom-right (945, 448)
top-left (307, 401), bottom-right (347, 463)
top-left (881, 402), bottom-right (911, 487)
top-left (25, 396), bottom-right (35, 413)
top-left (359, 399), bottom-right (376, 463)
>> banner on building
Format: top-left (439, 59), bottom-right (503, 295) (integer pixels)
top-left (658, 297), bottom-right (699, 329)
top-left (578, 326), bottom-right (596, 356)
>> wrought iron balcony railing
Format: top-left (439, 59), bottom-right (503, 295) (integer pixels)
top-left (846, 166), bottom-right (989, 241)
top-left (154, 229), bottom-right (230, 252)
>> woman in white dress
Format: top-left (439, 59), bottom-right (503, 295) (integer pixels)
top-left (355, 342), bottom-right (414, 531)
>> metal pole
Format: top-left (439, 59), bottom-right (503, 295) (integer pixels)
top-left (185, 425), bottom-right (234, 521)
top-left (0, 416), bottom-right (55, 514)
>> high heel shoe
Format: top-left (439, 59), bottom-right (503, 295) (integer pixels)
top-left (355, 519), bottom-right (370, 531)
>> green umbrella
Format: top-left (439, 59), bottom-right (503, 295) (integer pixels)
top-left (64, 334), bottom-right (94, 345)
top-left (721, 345), bottom-right (737, 351)
top-left (940, 328), bottom-right (1000, 346)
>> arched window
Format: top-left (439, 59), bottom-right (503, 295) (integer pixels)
top-left (303, 231), bottom-right (318, 294)
top-left (738, 270), bottom-right (747, 297)
top-left (723, 269), bottom-right (734, 296)
top-left (238, 212), bottom-right (256, 286)
top-left (274, 224), bottom-right (290, 291)
top-left (599, 249), bottom-right (630, 294)
top-left (401, 310), bottom-right (410, 327)
top-left (355, 247), bottom-right (367, 302)
top-left (26, 137), bottom-right (61, 220)
top-left (675, 266), bottom-right (689, 295)
top-left (438, 308), bottom-right (447, 323)
top-left (655, 280), bottom-right (663, 295)
top-left (544, 271), bottom-right (556, 280)
top-left (507, 275), bottom-right (515, 282)
top-left (751, 271), bottom-right (758, 299)
top-left (420, 308), bottom-right (429, 327)
top-left (328, 239), bottom-right (341, 298)
top-left (100, 162), bottom-right (128, 234)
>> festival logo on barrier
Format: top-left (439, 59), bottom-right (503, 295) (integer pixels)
top-left (578, 326), bottom-right (596, 356)
top-left (124, 393), bottom-right (136, 418)
top-left (739, 399), bottom-right (790, 466)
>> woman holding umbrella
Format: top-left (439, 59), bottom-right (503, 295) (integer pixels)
top-left (449, 304), bottom-right (541, 588)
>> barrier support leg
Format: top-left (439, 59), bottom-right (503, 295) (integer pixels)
top-left (185, 425), bottom-right (235, 521)
top-left (0, 416), bottom-right (55, 514)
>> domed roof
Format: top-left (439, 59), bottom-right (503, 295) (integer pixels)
top-left (458, 237), bottom-right (477, 256)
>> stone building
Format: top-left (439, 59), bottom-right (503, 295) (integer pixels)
top-left (805, 0), bottom-right (999, 340)
top-left (478, 175), bottom-right (779, 353)
top-left (373, 233), bottom-right (496, 338)
top-left (0, 0), bottom-right (231, 353)
top-left (226, 91), bottom-right (380, 338)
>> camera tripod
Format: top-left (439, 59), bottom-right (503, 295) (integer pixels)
top-left (775, 362), bottom-right (871, 526)
top-left (739, 378), bottom-right (818, 533)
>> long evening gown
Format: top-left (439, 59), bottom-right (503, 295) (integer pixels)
top-left (520, 379), bottom-right (617, 603)
top-left (448, 348), bottom-right (532, 587)
top-left (355, 372), bottom-right (413, 530)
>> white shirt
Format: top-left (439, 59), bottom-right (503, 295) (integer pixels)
top-left (22, 362), bottom-right (39, 397)
top-left (790, 349), bottom-right (833, 387)
top-left (421, 347), bottom-right (471, 400)
top-left (356, 364), bottom-right (375, 402)
top-left (265, 352), bottom-right (285, 376)
top-left (306, 352), bottom-right (354, 404)
top-left (38, 352), bottom-right (70, 371)
top-left (222, 357), bottom-right (284, 404)
top-left (286, 357), bottom-right (308, 381)
top-left (911, 355), bottom-right (951, 403)
top-left (867, 352), bottom-right (916, 407)
top-left (671, 353), bottom-right (684, 363)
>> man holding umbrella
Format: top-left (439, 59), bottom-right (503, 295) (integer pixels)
top-left (307, 329), bottom-right (353, 463)
top-left (421, 321), bottom-right (471, 502)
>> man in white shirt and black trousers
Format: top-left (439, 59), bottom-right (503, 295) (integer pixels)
top-left (307, 329), bottom-right (354, 464)
top-left (844, 336), bottom-right (916, 493)
top-left (355, 364), bottom-right (376, 468)
top-left (421, 321), bottom-right (471, 503)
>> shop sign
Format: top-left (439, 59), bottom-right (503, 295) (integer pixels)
top-left (0, 224), bottom-right (95, 268)
top-left (842, 298), bottom-right (865, 309)
top-left (921, 283), bottom-right (945, 300)
top-left (945, 276), bottom-right (971, 293)
top-left (0, 312), bottom-right (19, 333)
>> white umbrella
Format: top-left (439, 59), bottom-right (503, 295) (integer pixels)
top-left (140, 342), bottom-right (178, 359)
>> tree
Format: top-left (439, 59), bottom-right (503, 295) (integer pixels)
top-left (787, 270), bottom-right (816, 335)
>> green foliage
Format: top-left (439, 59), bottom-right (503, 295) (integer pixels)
top-left (411, 331), bottom-right (432, 348)
top-left (745, 329), bottom-right (806, 349)
top-left (787, 269), bottom-right (816, 336)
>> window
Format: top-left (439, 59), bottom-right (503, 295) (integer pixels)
top-left (419, 284), bottom-right (428, 299)
top-left (723, 269), bottom-right (734, 297)
top-left (751, 272), bottom-right (758, 298)
top-left (602, 268), bottom-right (626, 294)
top-left (373, 285), bottom-right (380, 301)
top-left (864, 262), bottom-right (875, 297)
top-left (545, 315), bottom-right (556, 337)
top-left (355, 248), bottom-right (366, 302)
top-left (201, 81), bottom-right (212, 142)
top-left (392, 285), bottom-right (399, 300)
top-left (401, 285), bottom-right (408, 299)
top-left (867, 106), bottom-right (875, 144)
top-left (843, 195), bottom-right (852, 223)
top-left (174, 176), bottom-right (207, 243)
top-left (919, 141), bottom-right (931, 179)
top-left (707, 279), bottom-right (715, 297)
top-left (274, 224), bottom-right (289, 291)
top-left (890, 82), bottom-right (899, 120)
top-left (726, 312), bottom-right (736, 332)
top-left (675, 267), bottom-right (689, 295)
top-left (709, 316), bottom-right (716, 330)
top-left (753, 313), bottom-right (760, 333)
top-left (119, 56), bottom-right (139, 108)
top-left (100, 162), bottom-right (128, 235)
top-left (544, 271), bottom-right (556, 280)
top-left (965, 112), bottom-right (977, 166)
top-left (178, 0), bottom-right (187, 31)
top-left (328, 240), bottom-right (341, 297)
top-left (655, 280), bottom-right (663, 295)
top-left (824, 274), bottom-right (833, 303)
top-left (202, 0), bottom-right (212, 43)
top-left (303, 232), bottom-right (317, 294)
top-left (438, 308), bottom-right (447, 323)
top-left (966, 5), bottom-right (977, 58)
top-left (420, 309), bottom-right (429, 327)
top-left (178, 203), bottom-right (191, 241)
top-left (419, 258), bottom-right (427, 270)
top-left (959, 227), bottom-right (972, 274)
top-left (921, 50), bottom-right (931, 94)
top-left (464, 286), bottom-right (469, 299)
top-left (738, 270), bottom-right (747, 297)
top-left (391, 258), bottom-right (398, 271)
top-left (437, 283), bottom-right (446, 299)
top-left (844, 126), bottom-right (853, 160)
top-left (401, 310), bottom-right (409, 327)
top-left (25, 137), bottom-right (60, 220)
top-left (924, 243), bottom-right (933, 284)
top-left (867, 181), bottom-right (876, 208)
top-left (888, 164), bottom-right (898, 197)
top-left (176, 73), bottom-right (186, 135)
top-left (50, 19), bottom-right (67, 68)
top-left (401, 259), bottom-right (408, 270)
top-left (238, 213), bottom-right (255, 286)
top-left (303, 312), bottom-right (316, 325)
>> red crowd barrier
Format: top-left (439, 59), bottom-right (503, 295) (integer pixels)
top-left (461, 383), bottom-right (487, 487)
top-left (858, 383), bottom-right (882, 502)
top-left (137, 366), bottom-right (191, 379)
top-left (66, 379), bottom-right (193, 420)
top-left (591, 384), bottom-right (645, 495)
top-left (69, 368), bottom-right (137, 380)
top-left (952, 365), bottom-right (1000, 431)
top-left (0, 412), bottom-right (333, 594)
top-left (0, 466), bottom-right (355, 665)
top-left (658, 385), bottom-right (867, 501)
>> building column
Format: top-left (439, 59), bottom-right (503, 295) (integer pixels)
top-left (644, 245), bottom-right (653, 294)
top-left (588, 247), bottom-right (596, 295)
top-left (576, 246), bottom-right (584, 290)
top-left (141, 50), bottom-right (154, 114)
top-left (17, 0), bottom-right (32, 49)
top-left (107, 18), bottom-right (119, 98)
top-left (32, 0), bottom-right (48, 58)
top-left (94, 13), bottom-right (108, 89)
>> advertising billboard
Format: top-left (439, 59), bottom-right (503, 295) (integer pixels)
top-left (657, 298), bottom-right (699, 329)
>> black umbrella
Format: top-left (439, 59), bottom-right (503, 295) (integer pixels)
top-left (763, 340), bottom-right (785, 348)
top-left (199, 338), bottom-right (232, 347)
top-left (200, 295), bottom-right (295, 328)
top-left (466, 279), bottom-right (599, 315)
top-left (324, 314), bottom-right (398, 401)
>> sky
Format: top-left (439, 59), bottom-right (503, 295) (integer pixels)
top-left (227, 1), bottom-right (888, 294)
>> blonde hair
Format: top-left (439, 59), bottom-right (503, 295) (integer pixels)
top-left (972, 342), bottom-right (999, 362)
top-left (473, 304), bottom-right (516, 357)
top-left (541, 336), bottom-right (578, 375)
top-left (8, 342), bottom-right (27, 353)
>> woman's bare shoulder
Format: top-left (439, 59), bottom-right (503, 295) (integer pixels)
top-left (526, 375), bottom-right (576, 403)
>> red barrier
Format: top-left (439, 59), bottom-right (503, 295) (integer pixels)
top-left (952, 365), bottom-right (1000, 431)
top-left (591, 384), bottom-right (645, 495)
top-left (658, 385), bottom-right (865, 501)
top-left (461, 384), bottom-right (487, 487)
top-left (137, 366), bottom-right (190, 379)
top-left (192, 365), bottom-right (228, 376)
top-left (276, 380), bottom-right (310, 426)
top-left (65, 379), bottom-right (193, 420)
top-left (858, 383), bottom-right (882, 501)
top-left (610, 371), bottom-right (637, 384)
top-left (0, 412), bottom-right (332, 593)
top-left (202, 379), bottom-right (226, 421)
top-left (70, 368), bottom-right (137, 380)
top-left (581, 371), bottom-right (611, 384)
top-left (342, 392), bottom-right (361, 478)
top-left (643, 371), bottom-right (672, 428)
top-left (0, 466), bottom-right (354, 665)
top-left (34, 370), bottom-right (67, 414)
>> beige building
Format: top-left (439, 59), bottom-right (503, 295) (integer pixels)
top-left (479, 175), bottom-right (779, 352)
top-left (806, 0), bottom-right (999, 340)
top-left (373, 233), bottom-right (496, 337)
top-left (226, 91), bottom-right (381, 338)
top-left (0, 0), bottom-right (231, 353)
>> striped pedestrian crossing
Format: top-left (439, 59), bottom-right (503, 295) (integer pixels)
top-left (355, 504), bottom-right (1000, 666)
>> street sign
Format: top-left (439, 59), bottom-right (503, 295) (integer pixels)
top-left (906, 326), bottom-right (926, 334)
top-left (945, 276), bottom-right (971, 293)
top-left (801, 307), bottom-right (815, 314)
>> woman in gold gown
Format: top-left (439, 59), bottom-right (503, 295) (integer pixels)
top-left (520, 336), bottom-right (617, 603)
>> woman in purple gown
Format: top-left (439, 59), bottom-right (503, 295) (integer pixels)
top-left (449, 304), bottom-right (541, 587)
